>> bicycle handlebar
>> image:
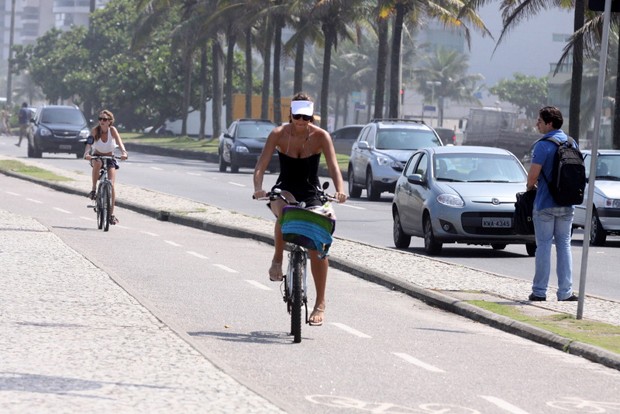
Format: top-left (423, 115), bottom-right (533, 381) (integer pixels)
top-left (253, 188), bottom-right (338, 205)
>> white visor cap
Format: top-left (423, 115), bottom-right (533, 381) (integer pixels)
top-left (291, 100), bottom-right (314, 116)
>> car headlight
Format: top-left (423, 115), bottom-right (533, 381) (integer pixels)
top-left (376, 155), bottom-right (399, 168)
top-left (437, 193), bottom-right (464, 207)
top-left (234, 145), bottom-right (249, 153)
top-left (39, 127), bottom-right (52, 136)
top-left (602, 197), bottom-right (620, 208)
top-left (79, 128), bottom-right (90, 139)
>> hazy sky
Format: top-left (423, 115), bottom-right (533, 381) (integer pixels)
top-left (467, 5), bottom-right (574, 87)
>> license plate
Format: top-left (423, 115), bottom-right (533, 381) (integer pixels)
top-left (482, 217), bottom-right (511, 228)
top-left (59, 144), bottom-right (72, 150)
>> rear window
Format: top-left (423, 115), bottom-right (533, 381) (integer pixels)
top-left (376, 129), bottom-right (442, 150)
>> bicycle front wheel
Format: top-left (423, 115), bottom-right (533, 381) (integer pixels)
top-left (96, 187), bottom-right (103, 230)
top-left (101, 181), bottom-right (112, 232)
top-left (290, 250), bottom-right (304, 343)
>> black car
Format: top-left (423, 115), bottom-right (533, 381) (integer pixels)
top-left (27, 105), bottom-right (90, 158)
top-left (218, 119), bottom-right (278, 173)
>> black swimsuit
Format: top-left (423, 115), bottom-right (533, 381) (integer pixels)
top-left (273, 152), bottom-right (322, 207)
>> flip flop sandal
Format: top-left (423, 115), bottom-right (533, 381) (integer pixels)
top-left (308, 307), bottom-right (325, 326)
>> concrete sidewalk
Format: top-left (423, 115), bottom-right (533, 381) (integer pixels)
top-left (1, 153), bottom-right (619, 384)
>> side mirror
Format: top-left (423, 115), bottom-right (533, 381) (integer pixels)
top-left (223, 132), bottom-right (232, 139)
top-left (357, 141), bottom-right (370, 150)
top-left (406, 174), bottom-right (424, 185)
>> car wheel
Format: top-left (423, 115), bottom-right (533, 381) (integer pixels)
top-left (491, 244), bottom-right (507, 250)
top-left (366, 170), bottom-right (381, 201)
top-left (423, 214), bottom-right (442, 255)
top-left (28, 142), bottom-right (42, 158)
top-left (219, 154), bottom-right (228, 172)
top-left (75, 152), bottom-right (82, 159)
top-left (348, 167), bottom-right (361, 198)
top-left (393, 209), bottom-right (411, 249)
top-left (590, 210), bottom-right (607, 246)
top-left (230, 161), bottom-right (239, 173)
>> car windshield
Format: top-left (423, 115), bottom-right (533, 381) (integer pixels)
top-left (376, 129), bottom-right (441, 150)
top-left (587, 154), bottom-right (620, 181)
top-left (41, 108), bottom-right (85, 125)
top-left (237, 123), bottom-right (275, 139)
top-left (434, 153), bottom-right (526, 183)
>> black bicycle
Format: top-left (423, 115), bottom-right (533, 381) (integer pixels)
top-left (88, 155), bottom-right (119, 232)
top-left (257, 184), bottom-right (336, 343)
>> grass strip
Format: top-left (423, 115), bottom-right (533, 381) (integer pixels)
top-left (0, 160), bottom-right (72, 182)
top-left (469, 300), bottom-right (620, 354)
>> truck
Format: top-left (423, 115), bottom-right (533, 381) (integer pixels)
top-left (462, 108), bottom-right (540, 161)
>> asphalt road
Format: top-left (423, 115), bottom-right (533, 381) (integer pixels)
top-left (2, 174), bottom-right (619, 414)
top-left (2, 140), bottom-right (619, 301)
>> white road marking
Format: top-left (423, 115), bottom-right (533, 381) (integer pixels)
top-left (53, 207), bottom-right (72, 214)
top-left (80, 216), bottom-right (94, 221)
top-left (339, 203), bottom-right (365, 210)
top-left (213, 264), bottom-right (238, 273)
top-left (6, 191), bottom-right (20, 196)
top-left (114, 224), bottom-right (131, 229)
top-left (164, 240), bottom-right (182, 247)
top-left (187, 251), bottom-right (208, 259)
top-left (330, 323), bottom-right (372, 338)
top-left (392, 352), bottom-right (445, 373)
top-left (245, 280), bottom-right (272, 290)
top-left (150, 166), bottom-right (164, 171)
top-left (480, 396), bottom-right (531, 414)
top-left (228, 181), bottom-right (245, 187)
top-left (26, 198), bottom-right (42, 204)
top-left (186, 172), bottom-right (201, 176)
top-left (140, 231), bottom-right (159, 237)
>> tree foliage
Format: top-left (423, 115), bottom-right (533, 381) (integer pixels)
top-left (489, 73), bottom-right (548, 118)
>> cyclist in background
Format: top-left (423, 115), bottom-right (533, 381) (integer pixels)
top-left (253, 92), bottom-right (347, 326)
top-left (83, 109), bottom-right (128, 225)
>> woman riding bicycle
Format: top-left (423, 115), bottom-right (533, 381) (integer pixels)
top-left (253, 92), bottom-right (347, 326)
top-left (83, 109), bottom-right (128, 225)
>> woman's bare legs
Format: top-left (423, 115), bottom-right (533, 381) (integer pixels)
top-left (308, 250), bottom-right (328, 325)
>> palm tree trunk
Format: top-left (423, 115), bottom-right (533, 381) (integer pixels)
top-left (181, 50), bottom-right (192, 136)
top-left (245, 28), bottom-right (253, 118)
top-left (212, 36), bottom-right (224, 139)
top-left (199, 44), bottom-right (207, 140)
top-left (320, 23), bottom-right (335, 130)
top-left (374, 13), bottom-right (388, 119)
top-left (614, 37), bottom-right (620, 149)
top-left (273, 16), bottom-right (283, 124)
top-left (293, 24), bottom-right (306, 94)
top-left (261, 17), bottom-right (273, 120)
top-left (225, 31), bottom-right (236, 127)
top-left (569, 0), bottom-right (584, 143)
top-left (389, 3), bottom-right (405, 118)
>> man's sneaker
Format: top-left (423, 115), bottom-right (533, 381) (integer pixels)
top-left (528, 293), bottom-right (546, 301)
top-left (559, 294), bottom-right (578, 302)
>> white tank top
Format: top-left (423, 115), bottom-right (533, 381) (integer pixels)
top-left (92, 128), bottom-right (116, 154)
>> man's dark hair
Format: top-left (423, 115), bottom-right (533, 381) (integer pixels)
top-left (539, 106), bottom-right (563, 129)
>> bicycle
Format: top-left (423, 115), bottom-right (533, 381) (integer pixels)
top-left (256, 184), bottom-right (337, 343)
top-left (87, 155), bottom-right (120, 232)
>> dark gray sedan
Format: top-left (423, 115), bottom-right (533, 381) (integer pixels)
top-left (392, 146), bottom-right (536, 256)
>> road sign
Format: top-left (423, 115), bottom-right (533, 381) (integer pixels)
top-left (423, 105), bottom-right (436, 112)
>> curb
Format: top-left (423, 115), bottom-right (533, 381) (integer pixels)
top-left (2, 162), bottom-right (619, 372)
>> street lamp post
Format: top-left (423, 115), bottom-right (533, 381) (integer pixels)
top-left (425, 81), bottom-right (441, 126)
top-left (6, 0), bottom-right (16, 106)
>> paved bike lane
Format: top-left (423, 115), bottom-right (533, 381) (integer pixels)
top-left (1, 153), bottom-right (619, 413)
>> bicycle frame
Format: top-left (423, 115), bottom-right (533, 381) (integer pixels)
top-left (88, 156), bottom-right (117, 232)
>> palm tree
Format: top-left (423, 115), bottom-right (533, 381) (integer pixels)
top-left (492, 0), bottom-right (585, 143)
top-left (414, 47), bottom-right (483, 125)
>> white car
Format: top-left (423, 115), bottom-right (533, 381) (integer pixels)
top-left (573, 150), bottom-right (620, 246)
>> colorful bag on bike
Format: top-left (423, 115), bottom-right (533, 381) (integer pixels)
top-left (280, 206), bottom-right (335, 258)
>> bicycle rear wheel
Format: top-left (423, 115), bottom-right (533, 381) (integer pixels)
top-left (290, 250), bottom-right (304, 343)
top-left (101, 181), bottom-right (112, 232)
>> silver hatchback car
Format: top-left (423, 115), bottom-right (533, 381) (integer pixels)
top-left (392, 146), bottom-right (536, 256)
top-left (573, 150), bottom-right (620, 246)
top-left (348, 119), bottom-right (443, 200)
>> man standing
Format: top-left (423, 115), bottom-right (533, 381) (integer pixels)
top-left (526, 106), bottom-right (578, 302)
top-left (16, 102), bottom-right (30, 147)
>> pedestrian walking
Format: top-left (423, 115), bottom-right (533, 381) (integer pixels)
top-left (526, 106), bottom-right (578, 302)
top-left (16, 102), bottom-right (30, 147)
